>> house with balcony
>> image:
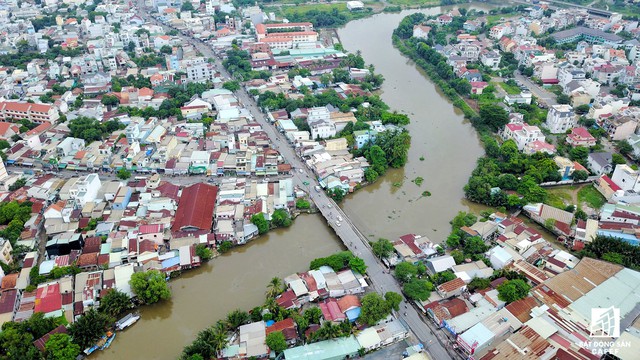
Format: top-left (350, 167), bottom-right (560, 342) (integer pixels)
top-left (501, 123), bottom-right (545, 151)
top-left (566, 127), bottom-right (596, 147)
top-left (546, 105), bottom-right (576, 134)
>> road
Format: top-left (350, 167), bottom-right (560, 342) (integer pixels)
top-left (514, 72), bottom-right (558, 107)
top-left (134, 2), bottom-right (455, 359)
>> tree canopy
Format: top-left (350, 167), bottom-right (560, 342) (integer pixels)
top-left (45, 333), bottom-right (81, 360)
top-left (265, 331), bottom-right (287, 353)
top-left (497, 279), bottom-right (531, 303)
top-left (359, 292), bottom-right (391, 326)
top-left (129, 270), bottom-right (171, 304)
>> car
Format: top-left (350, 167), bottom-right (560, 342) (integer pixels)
top-left (303, 181), bottom-right (310, 186)
top-left (338, 216), bottom-right (343, 222)
top-left (327, 204), bottom-right (333, 208)
top-left (336, 222), bottom-right (341, 227)
top-left (298, 169), bottom-right (304, 173)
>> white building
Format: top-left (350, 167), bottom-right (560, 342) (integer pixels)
top-left (501, 123), bottom-right (545, 151)
top-left (69, 174), bottom-right (102, 206)
top-left (546, 104), bottom-right (576, 134)
top-left (611, 164), bottom-right (640, 192)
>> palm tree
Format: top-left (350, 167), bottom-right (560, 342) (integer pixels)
top-left (266, 277), bottom-right (283, 298)
top-left (226, 309), bottom-right (250, 331)
top-left (211, 322), bottom-right (228, 355)
top-left (263, 297), bottom-right (279, 315)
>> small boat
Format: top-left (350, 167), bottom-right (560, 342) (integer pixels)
top-left (100, 332), bottom-right (115, 350)
top-left (83, 344), bottom-right (99, 356)
top-left (115, 313), bottom-right (141, 331)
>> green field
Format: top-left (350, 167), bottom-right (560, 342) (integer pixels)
top-left (499, 81), bottom-right (521, 95)
top-left (578, 185), bottom-right (606, 210)
top-left (544, 187), bottom-right (575, 209)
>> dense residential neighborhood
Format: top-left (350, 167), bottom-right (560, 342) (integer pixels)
top-left (0, 0), bottom-right (638, 359)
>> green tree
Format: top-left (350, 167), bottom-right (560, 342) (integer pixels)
top-left (101, 94), bottom-right (120, 107)
top-left (180, 1), bottom-right (194, 11)
top-left (226, 309), bottom-right (250, 330)
top-left (557, 93), bottom-right (571, 104)
top-left (497, 279), bottom-right (531, 303)
top-left (371, 238), bottom-right (393, 259)
top-left (612, 153), bottom-right (626, 165)
top-left (98, 289), bottom-right (131, 317)
top-left (117, 168), bottom-right (131, 180)
top-left (467, 277), bottom-right (491, 292)
top-left (464, 236), bottom-right (488, 255)
top-left (45, 333), bottom-right (80, 360)
top-left (129, 270), bottom-right (171, 304)
top-left (266, 277), bottom-right (283, 298)
top-left (403, 278), bottom-right (433, 301)
top-left (195, 244), bottom-right (213, 261)
top-left (572, 170), bottom-right (589, 181)
top-left (327, 187), bottom-right (345, 202)
top-left (271, 209), bottom-right (292, 227)
top-left (575, 104), bottom-right (590, 115)
top-left (359, 293), bottom-right (391, 326)
top-left (348, 257), bottom-right (367, 274)
top-left (384, 291), bottom-right (403, 311)
top-left (446, 233), bottom-right (461, 248)
top-left (478, 104), bottom-right (509, 131)
top-left (160, 45), bottom-right (173, 54)
top-left (602, 252), bottom-right (624, 265)
top-left (68, 309), bottom-right (112, 348)
top-left (617, 140), bottom-right (633, 157)
top-left (251, 213), bottom-right (269, 234)
top-left (222, 81), bottom-right (240, 92)
top-left (218, 241), bottom-right (233, 253)
top-left (265, 331), bottom-right (287, 353)
top-left (394, 262), bottom-right (417, 283)
top-left (296, 199), bottom-right (310, 209)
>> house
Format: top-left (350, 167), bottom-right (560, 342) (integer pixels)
top-left (480, 51), bottom-right (501, 70)
top-left (426, 255), bottom-right (456, 275)
top-left (611, 164), bottom-right (640, 192)
top-left (501, 123), bottom-right (545, 152)
top-left (546, 105), bottom-right (576, 134)
top-left (487, 246), bottom-right (514, 270)
top-left (437, 15), bottom-right (453, 26)
top-left (587, 152), bottom-right (613, 175)
top-left (602, 116), bottom-right (638, 141)
top-left (594, 174), bottom-right (622, 200)
top-left (0, 289), bottom-right (19, 327)
top-left (575, 219), bottom-right (598, 243)
top-left (627, 134), bottom-right (640, 158)
top-left (265, 318), bottom-right (298, 345)
top-left (238, 321), bottom-right (268, 358)
top-left (566, 127), bottom-right (596, 147)
top-left (436, 277), bottom-right (466, 298)
top-left (413, 25), bottom-right (432, 39)
top-left (0, 122), bottom-right (19, 140)
top-left (172, 183), bottom-right (218, 233)
top-left (470, 82), bottom-right (489, 95)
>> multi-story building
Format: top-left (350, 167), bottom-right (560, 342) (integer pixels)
top-left (546, 104), bottom-right (576, 134)
top-left (501, 123), bottom-right (546, 151)
top-left (0, 101), bottom-right (59, 124)
top-left (255, 22), bottom-right (318, 49)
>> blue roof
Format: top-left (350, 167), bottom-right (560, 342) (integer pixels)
top-left (265, 320), bottom-right (275, 327)
top-left (345, 307), bottom-right (361, 322)
top-left (161, 256), bottom-right (180, 269)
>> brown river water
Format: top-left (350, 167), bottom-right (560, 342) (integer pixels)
top-left (98, 3), bottom-right (497, 359)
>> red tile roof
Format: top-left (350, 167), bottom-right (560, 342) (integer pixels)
top-left (337, 295), bottom-right (361, 313)
top-left (600, 175), bottom-right (621, 191)
top-left (437, 277), bottom-right (466, 294)
top-left (0, 289), bottom-right (18, 314)
top-left (266, 318), bottom-right (296, 336)
top-left (505, 296), bottom-right (539, 323)
top-left (34, 283), bottom-right (62, 314)
top-left (1, 273), bottom-right (18, 289)
top-left (172, 183), bottom-right (218, 232)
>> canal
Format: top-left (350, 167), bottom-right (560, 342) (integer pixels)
top-left (338, 4), bottom-right (494, 241)
top-left (96, 215), bottom-right (344, 360)
top-left (100, 3), bottom-right (497, 359)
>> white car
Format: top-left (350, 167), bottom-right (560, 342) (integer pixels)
top-left (327, 204), bottom-right (332, 208)
top-left (336, 221), bottom-right (341, 227)
top-left (338, 216), bottom-right (343, 222)
top-left (298, 169), bottom-right (304, 173)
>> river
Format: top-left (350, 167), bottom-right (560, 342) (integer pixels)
top-left (96, 215), bottom-right (344, 360)
top-left (338, 4), bottom-right (495, 242)
top-left (99, 3), bottom-right (496, 359)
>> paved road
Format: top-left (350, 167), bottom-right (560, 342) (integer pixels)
top-left (514, 72), bottom-right (558, 107)
top-left (134, 3), bottom-right (454, 359)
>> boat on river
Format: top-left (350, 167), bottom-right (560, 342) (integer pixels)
top-left (115, 313), bottom-right (141, 331)
top-left (83, 331), bottom-right (115, 355)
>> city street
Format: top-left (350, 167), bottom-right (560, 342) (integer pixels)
top-left (514, 72), bottom-right (558, 107)
top-left (131, 2), bottom-right (456, 358)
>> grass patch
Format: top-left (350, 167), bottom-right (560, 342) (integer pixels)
top-left (546, 85), bottom-right (563, 96)
top-left (267, 3), bottom-right (347, 17)
top-left (413, 177), bottom-right (424, 186)
top-left (499, 81), bottom-right (522, 95)
top-left (544, 188), bottom-right (574, 209)
top-left (392, 182), bottom-right (403, 187)
top-left (578, 185), bottom-right (606, 209)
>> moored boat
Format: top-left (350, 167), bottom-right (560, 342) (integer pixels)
top-left (115, 313), bottom-right (141, 331)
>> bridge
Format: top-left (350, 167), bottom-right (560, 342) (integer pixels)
top-left (133, 1), bottom-right (458, 359)
top-left (510, 0), bottom-right (612, 17)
